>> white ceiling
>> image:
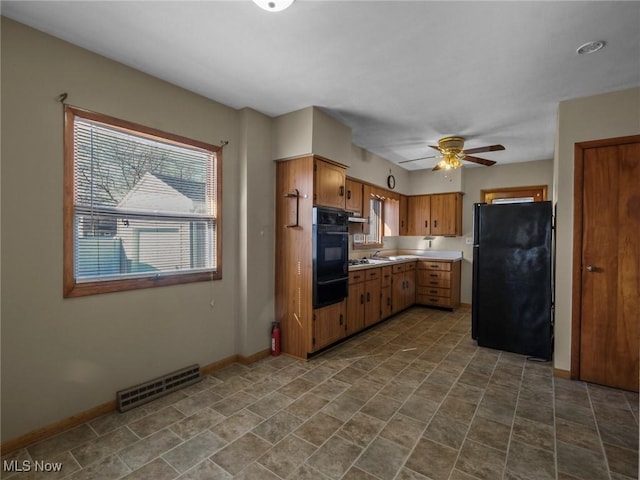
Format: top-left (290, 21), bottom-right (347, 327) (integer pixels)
top-left (3, 1), bottom-right (639, 170)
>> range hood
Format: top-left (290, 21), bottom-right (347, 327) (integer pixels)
top-left (347, 214), bottom-right (368, 223)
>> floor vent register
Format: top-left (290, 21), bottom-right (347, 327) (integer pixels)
top-left (116, 364), bottom-right (201, 412)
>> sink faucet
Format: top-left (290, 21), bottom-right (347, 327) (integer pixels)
top-left (372, 250), bottom-right (381, 258)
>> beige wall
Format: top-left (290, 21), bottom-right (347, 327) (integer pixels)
top-left (0, 18), bottom-right (274, 442)
top-left (553, 87), bottom-right (640, 372)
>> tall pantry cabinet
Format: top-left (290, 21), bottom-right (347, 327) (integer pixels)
top-left (275, 155), bottom-right (347, 359)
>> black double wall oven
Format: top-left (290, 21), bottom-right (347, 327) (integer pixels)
top-left (312, 206), bottom-right (349, 308)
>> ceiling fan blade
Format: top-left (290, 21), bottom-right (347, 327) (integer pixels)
top-left (398, 154), bottom-right (439, 164)
top-left (432, 164), bottom-right (442, 171)
top-left (462, 144), bottom-right (505, 155)
top-left (464, 155), bottom-right (496, 166)
top-left (428, 145), bottom-right (441, 151)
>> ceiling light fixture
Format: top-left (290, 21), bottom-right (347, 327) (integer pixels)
top-left (437, 153), bottom-right (463, 170)
top-left (576, 40), bottom-right (605, 55)
top-left (252, 0), bottom-right (294, 12)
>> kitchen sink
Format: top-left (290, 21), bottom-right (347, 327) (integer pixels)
top-left (366, 258), bottom-right (392, 264)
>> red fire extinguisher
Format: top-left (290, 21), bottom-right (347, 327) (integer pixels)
top-left (271, 322), bottom-right (281, 356)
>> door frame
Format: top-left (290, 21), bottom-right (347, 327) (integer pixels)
top-left (570, 134), bottom-right (640, 380)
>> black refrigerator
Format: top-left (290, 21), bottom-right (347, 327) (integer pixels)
top-left (472, 201), bottom-right (553, 360)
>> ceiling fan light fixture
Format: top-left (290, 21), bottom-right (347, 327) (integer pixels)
top-left (252, 0), bottom-right (295, 12)
top-left (438, 153), bottom-right (462, 170)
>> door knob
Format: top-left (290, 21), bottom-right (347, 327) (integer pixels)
top-left (586, 265), bottom-right (595, 272)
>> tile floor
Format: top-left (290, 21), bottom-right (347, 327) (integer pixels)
top-left (2, 307), bottom-right (638, 480)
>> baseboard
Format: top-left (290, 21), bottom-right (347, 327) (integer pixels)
top-left (553, 368), bottom-right (571, 379)
top-left (200, 354), bottom-right (240, 376)
top-left (1, 350), bottom-right (270, 456)
top-left (238, 348), bottom-right (271, 364)
top-left (0, 400), bottom-right (116, 456)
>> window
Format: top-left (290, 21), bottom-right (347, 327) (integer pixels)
top-left (64, 106), bottom-right (222, 297)
top-left (481, 185), bottom-right (547, 204)
top-left (353, 196), bottom-right (384, 248)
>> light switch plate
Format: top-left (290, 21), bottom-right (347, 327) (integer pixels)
top-left (465, 237), bottom-right (473, 245)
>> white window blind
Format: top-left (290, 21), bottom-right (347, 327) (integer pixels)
top-left (72, 116), bottom-right (218, 283)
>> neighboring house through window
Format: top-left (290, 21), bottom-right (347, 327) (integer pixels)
top-left (63, 106), bottom-right (222, 297)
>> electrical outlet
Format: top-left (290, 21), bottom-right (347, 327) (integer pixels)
top-left (465, 237), bottom-right (474, 245)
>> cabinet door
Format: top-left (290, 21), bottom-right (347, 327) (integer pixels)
top-left (383, 197), bottom-right (399, 236)
top-left (364, 276), bottom-right (381, 327)
top-left (407, 195), bottom-right (431, 236)
top-left (392, 272), bottom-right (404, 314)
top-left (380, 285), bottom-right (393, 319)
top-left (346, 281), bottom-right (365, 335)
top-left (314, 159), bottom-right (346, 209)
top-left (399, 195), bottom-right (409, 236)
top-left (403, 268), bottom-right (416, 310)
top-left (431, 193), bottom-right (462, 236)
top-left (345, 179), bottom-right (363, 214)
top-left (313, 301), bottom-right (346, 350)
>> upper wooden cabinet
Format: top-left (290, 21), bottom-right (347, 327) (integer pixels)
top-left (431, 193), bottom-right (462, 236)
top-left (345, 178), bottom-right (363, 214)
top-left (314, 158), bottom-right (346, 209)
top-left (407, 195), bottom-right (431, 236)
top-left (399, 195), bottom-right (408, 236)
top-left (407, 192), bottom-right (462, 237)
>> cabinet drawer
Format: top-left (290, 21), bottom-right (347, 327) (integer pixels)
top-left (418, 286), bottom-right (450, 297)
top-left (418, 270), bottom-right (451, 284)
top-left (349, 271), bottom-right (365, 284)
top-left (392, 264), bottom-right (406, 274)
top-left (416, 293), bottom-right (452, 307)
top-left (405, 262), bottom-right (416, 271)
top-left (418, 261), bottom-right (451, 271)
top-left (422, 277), bottom-right (451, 288)
top-left (366, 269), bottom-right (380, 281)
top-left (380, 266), bottom-right (392, 287)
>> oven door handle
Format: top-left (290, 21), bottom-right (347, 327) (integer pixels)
top-left (316, 277), bottom-right (349, 286)
top-left (322, 232), bottom-right (349, 236)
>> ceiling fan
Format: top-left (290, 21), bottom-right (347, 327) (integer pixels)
top-left (399, 136), bottom-right (505, 170)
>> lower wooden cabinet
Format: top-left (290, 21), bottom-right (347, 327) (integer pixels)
top-left (348, 268), bottom-right (382, 334)
top-left (380, 266), bottom-right (393, 319)
top-left (363, 269), bottom-right (381, 327)
top-left (347, 271), bottom-right (366, 335)
top-left (343, 260), bottom-right (461, 348)
top-left (416, 260), bottom-right (461, 310)
top-left (313, 301), bottom-right (346, 351)
top-left (392, 262), bottom-right (416, 314)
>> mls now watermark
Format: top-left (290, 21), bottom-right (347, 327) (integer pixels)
top-left (3, 459), bottom-right (64, 473)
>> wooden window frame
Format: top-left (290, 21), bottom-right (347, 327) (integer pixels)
top-left (481, 185), bottom-right (547, 204)
top-left (63, 106), bottom-right (223, 297)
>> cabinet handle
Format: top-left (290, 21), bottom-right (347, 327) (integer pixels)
top-left (425, 220), bottom-right (428, 228)
top-left (429, 289), bottom-right (438, 294)
top-left (360, 294), bottom-right (364, 304)
top-left (387, 297), bottom-right (390, 306)
top-left (339, 314), bottom-right (343, 325)
top-left (339, 186), bottom-right (345, 197)
top-left (429, 281), bottom-right (438, 285)
top-left (433, 220), bottom-right (438, 228)
top-left (430, 273), bottom-right (438, 277)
